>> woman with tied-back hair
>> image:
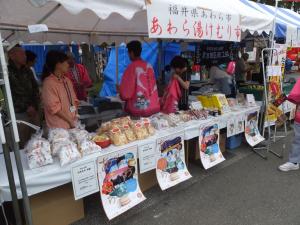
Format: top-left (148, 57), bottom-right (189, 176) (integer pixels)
top-left (41, 50), bottom-right (79, 129)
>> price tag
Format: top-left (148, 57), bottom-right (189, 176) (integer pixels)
top-left (71, 159), bottom-right (99, 200)
top-left (138, 142), bottom-right (156, 174)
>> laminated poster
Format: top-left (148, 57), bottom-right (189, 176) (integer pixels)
top-left (156, 132), bottom-right (192, 191)
top-left (245, 111), bottom-right (265, 147)
top-left (199, 122), bottom-right (225, 170)
top-left (97, 146), bottom-right (146, 220)
top-left (227, 118), bottom-right (235, 138)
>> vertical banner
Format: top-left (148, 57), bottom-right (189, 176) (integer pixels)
top-left (97, 146), bottom-right (146, 220)
top-left (199, 122), bottom-right (225, 169)
top-left (245, 111), bottom-right (264, 147)
top-left (146, 0), bottom-right (241, 42)
top-left (156, 132), bottom-right (192, 191)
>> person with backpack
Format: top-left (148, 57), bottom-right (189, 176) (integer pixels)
top-left (119, 41), bottom-right (160, 117)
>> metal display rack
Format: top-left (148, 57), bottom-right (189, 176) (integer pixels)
top-left (254, 47), bottom-right (287, 160)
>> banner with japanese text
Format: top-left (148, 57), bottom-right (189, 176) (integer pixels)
top-left (146, 1), bottom-right (241, 42)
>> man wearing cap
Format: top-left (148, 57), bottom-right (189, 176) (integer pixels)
top-left (7, 46), bottom-right (40, 148)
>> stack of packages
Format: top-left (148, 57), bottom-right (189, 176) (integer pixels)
top-left (25, 125), bottom-right (101, 168)
top-left (97, 116), bottom-right (155, 146)
top-left (48, 129), bottom-right (81, 166)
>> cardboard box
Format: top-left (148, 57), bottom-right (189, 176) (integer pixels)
top-left (219, 132), bottom-right (226, 153)
top-left (139, 169), bottom-right (157, 192)
top-left (30, 184), bottom-right (84, 225)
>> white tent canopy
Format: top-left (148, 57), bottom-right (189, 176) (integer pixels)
top-left (0, 0), bottom-right (274, 44)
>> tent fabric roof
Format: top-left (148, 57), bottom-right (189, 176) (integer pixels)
top-left (240, 0), bottom-right (300, 42)
top-left (0, 0), bottom-right (273, 44)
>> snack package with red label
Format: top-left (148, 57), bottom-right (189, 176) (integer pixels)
top-left (109, 127), bottom-right (128, 146)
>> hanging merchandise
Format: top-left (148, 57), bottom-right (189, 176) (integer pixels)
top-left (156, 132), bottom-right (192, 191)
top-left (199, 122), bottom-right (225, 169)
top-left (245, 111), bottom-right (264, 147)
top-left (266, 65), bottom-right (287, 123)
top-left (272, 44), bottom-right (287, 78)
top-left (97, 146), bottom-right (146, 220)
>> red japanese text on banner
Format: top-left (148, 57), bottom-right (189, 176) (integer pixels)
top-left (146, 1), bottom-right (241, 42)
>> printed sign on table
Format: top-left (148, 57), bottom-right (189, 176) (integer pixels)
top-left (245, 111), bottom-right (265, 147)
top-left (199, 122), bottom-right (225, 169)
top-left (138, 142), bottom-right (156, 174)
top-left (227, 118), bottom-right (235, 138)
top-left (97, 146), bottom-right (145, 220)
top-left (235, 115), bottom-right (245, 134)
top-left (71, 159), bottom-right (99, 200)
top-left (146, 0), bottom-right (241, 42)
top-left (156, 132), bottom-right (192, 191)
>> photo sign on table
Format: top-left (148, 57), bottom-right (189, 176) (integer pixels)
top-left (97, 146), bottom-right (146, 220)
top-left (146, 0), bottom-right (241, 42)
top-left (199, 122), bottom-right (225, 169)
top-left (156, 132), bottom-right (192, 191)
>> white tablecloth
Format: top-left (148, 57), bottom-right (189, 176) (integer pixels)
top-left (0, 106), bottom-right (260, 202)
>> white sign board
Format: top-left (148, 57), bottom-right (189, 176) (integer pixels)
top-left (138, 142), bottom-right (156, 174)
top-left (71, 159), bottom-right (99, 200)
top-left (28, 24), bottom-right (48, 33)
top-left (146, 0), bottom-right (241, 42)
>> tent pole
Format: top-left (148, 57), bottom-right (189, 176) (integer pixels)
top-left (0, 104), bottom-right (22, 224)
top-left (116, 45), bottom-right (119, 86)
top-left (270, 0), bottom-right (279, 49)
top-left (0, 32), bottom-right (33, 225)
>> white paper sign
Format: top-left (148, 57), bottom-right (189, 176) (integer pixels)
top-left (227, 118), bottom-right (235, 138)
top-left (190, 101), bottom-right (203, 110)
top-left (138, 142), bottom-right (156, 174)
top-left (71, 159), bottom-right (99, 200)
top-left (146, 0), bottom-right (241, 42)
top-left (245, 111), bottom-right (265, 147)
top-left (266, 65), bottom-right (282, 77)
top-left (246, 94), bottom-right (256, 107)
top-left (28, 24), bottom-right (48, 33)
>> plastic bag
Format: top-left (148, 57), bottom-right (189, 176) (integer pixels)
top-left (78, 139), bottom-right (101, 156)
top-left (58, 142), bottom-right (81, 166)
top-left (48, 128), bottom-right (70, 143)
top-left (25, 132), bottom-right (53, 169)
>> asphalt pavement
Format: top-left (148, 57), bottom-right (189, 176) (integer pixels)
top-left (73, 131), bottom-right (300, 225)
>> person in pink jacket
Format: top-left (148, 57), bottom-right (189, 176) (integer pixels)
top-left (119, 41), bottom-right (160, 117)
top-left (279, 79), bottom-right (300, 171)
